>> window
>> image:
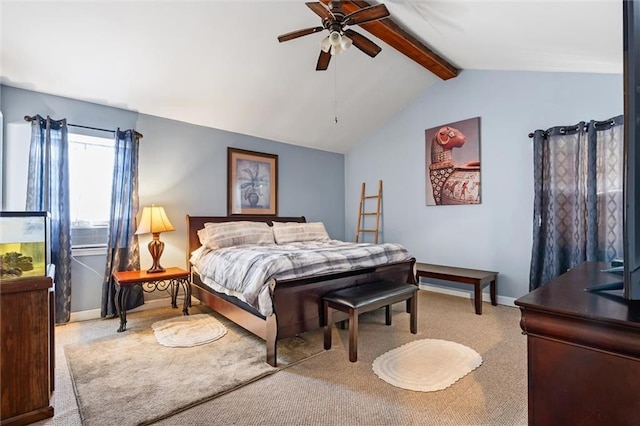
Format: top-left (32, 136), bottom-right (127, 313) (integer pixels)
top-left (68, 133), bottom-right (114, 249)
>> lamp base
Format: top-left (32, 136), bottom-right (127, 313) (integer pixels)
top-left (147, 234), bottom-right (166, 274)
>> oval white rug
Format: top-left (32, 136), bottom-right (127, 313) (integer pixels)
top-left (151, 314), bottom-right (227, 347)
top-left (372, 339), bottom-right (482, 392)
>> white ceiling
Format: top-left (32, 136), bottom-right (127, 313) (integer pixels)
top-left (0, 0), bottom-right (623, 153)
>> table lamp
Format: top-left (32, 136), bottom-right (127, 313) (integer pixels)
top-left (135, 205), bottom-right (175, 273)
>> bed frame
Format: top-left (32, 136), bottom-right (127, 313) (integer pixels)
top-left (186, 215), bottom-right (416, 366)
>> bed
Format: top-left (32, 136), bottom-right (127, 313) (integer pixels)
top-left (186, 215), bottom-right (416, 366)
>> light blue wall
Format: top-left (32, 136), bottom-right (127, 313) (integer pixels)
top-left (2, 70), bottom-right (623, 310)
top-left (1, 85), bottom-right (345, 313)
top-left (346, 70), bottom-right (623, 300)
top-left (134, 113), bottom-right (346, 272)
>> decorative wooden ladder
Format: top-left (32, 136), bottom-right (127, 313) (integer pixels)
top-left (355, 180), bottom-right (382, 243)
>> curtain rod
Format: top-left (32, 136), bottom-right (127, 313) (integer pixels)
top-left (528, 117), bottom-right (621, 139)
top-left (528, 123), bottom-right (589, 139)
top-left (24, 115), bottom-right (143, 139)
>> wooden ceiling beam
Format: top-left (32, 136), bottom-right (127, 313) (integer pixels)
top-left (321, 0), bottom-right (459, 80)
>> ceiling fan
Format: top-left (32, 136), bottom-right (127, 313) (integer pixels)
top-left (277, 1), bottom-right (390, 71)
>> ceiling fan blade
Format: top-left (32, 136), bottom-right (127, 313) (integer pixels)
top-left (344, 29), bottom-right (382, 57)
top-left (343, 4), bottom-right (389, 26)
top-left (278, 26), bottom-right (325, 43)
top-left (306, 2), bottom-right (334, 20)
top-left (316, 50), bottom-right (332, 71)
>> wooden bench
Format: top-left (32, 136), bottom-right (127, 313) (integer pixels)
top-left (415, 262), bottom-right (498, 315)
top-left (323, 280), bottom-right (418, 362)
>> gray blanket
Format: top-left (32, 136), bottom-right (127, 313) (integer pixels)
top-left (191, 240), bottom-right (412, 316)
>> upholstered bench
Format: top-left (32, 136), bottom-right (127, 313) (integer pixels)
top-left (323, 280), bottom-right (418, 362)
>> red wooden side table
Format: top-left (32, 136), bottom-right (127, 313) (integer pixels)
top-left (112, 267), bottom-right (191, 332)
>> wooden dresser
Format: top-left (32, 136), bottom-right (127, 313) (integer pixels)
top-left (515, 262), bottom-right (640, 426)
top-left (0, 272), bottom-right (55, 425)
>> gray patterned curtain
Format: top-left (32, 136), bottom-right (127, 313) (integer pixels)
top-left (101, 129), bottom-right (143, 317)
top-left (26, 115), bottom-right (72, 323)
top-left (529, 115), bottom-right (624, 290)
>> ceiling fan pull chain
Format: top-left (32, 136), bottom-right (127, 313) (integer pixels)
top-left (334, 58), bottom-right (338, 124)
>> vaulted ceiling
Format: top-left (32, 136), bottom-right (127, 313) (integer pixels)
top-left (0, 0), bottom-right (623, 153)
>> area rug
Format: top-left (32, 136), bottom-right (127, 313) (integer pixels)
top-left (151, 314), bottom-right (227, 347)
top-left (372, 338), bottom-right (482, 392)
top-left (65, 306), bottom-right (323, 426)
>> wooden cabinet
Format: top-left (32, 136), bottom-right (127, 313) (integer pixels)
top-left (515, 262), bottom-right (640, 426)
top-left (0, 273), bottom-right (55, 425)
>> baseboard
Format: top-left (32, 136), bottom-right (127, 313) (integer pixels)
top-left (419, 283), bottom-right (518, 307)
top-left (69, 297), bottom-right (198, 323)
top-left (69, 288), bottom-right (515, 322)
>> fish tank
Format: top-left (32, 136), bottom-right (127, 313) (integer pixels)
top-left (0, 211), bottom-right (51, 280)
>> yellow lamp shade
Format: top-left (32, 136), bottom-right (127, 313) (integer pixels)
top-left (135, 206), bottom-right (175, 235)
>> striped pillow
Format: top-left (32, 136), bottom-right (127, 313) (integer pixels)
top-left (272, 222), bottom-right (330, 244)
top-left (201, 221), bottom-right (274, 250)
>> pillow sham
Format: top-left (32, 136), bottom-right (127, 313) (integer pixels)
top-left (201, 221), bottom-right (274, 250)
top-left (272, 221), bottom-right (330, 244)
top-left (197, 228), bottom-right (208, 246)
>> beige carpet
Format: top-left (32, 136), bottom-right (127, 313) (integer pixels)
top-left (64, 305), bottom-right (323, 426)
top-left (372, 338), bottom-right (483, 391)
top-left (36, 290), bottom-right (527, 425)
top-left (153, 291), bottom-right (528, 425)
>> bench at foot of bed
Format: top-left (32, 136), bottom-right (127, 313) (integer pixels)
top-left (322, 281), bottom-right (418, 362)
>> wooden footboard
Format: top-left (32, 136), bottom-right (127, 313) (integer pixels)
top-left (191, 259), bottom-right (415, 366)
top-left (186, 215), bottom-right (416, 366)
top-left (271, 259), bottom-right (416, 340)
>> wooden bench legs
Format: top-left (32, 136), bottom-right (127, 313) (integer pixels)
top-left (415, 263), bottom-right (499, 315)
top-left (474, 277), bottom-right (498, 315)
top-left (324, 303), bottom-right (366, 362)
top-left (323, 282), bottom-right (418, 362)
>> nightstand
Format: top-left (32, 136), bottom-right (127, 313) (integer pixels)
top-left (112, 267), bottom-right (191, 332)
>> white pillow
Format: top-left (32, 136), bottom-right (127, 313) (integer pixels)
top-left (200, 221), bottom-right (274, 250)
top-left (272, 222), bottom-right (330, 244)
top-left (197, 228), bottom-right (208, 246)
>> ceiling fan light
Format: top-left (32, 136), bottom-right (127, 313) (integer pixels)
top-left (329, 31), bottom-right (342, 47)
top-left (340, 34), bottom-right (352, 50)
top-left (320, 35), bottom-right (331, 53)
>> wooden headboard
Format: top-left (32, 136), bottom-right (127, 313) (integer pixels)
top-left (185, 215), bottom-right (307, 268)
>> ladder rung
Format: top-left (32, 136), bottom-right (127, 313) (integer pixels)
top-left (356, 180), bottom-right (382, 244)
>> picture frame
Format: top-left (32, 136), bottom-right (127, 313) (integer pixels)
top-left (227, 147), bottom-right (278, 216)
top-left (425, 117), bottom-right (481, 206)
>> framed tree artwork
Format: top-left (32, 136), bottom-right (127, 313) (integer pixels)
top-left (227, 148), bottom-right (278, 216)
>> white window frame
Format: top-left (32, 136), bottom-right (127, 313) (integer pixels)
top-left (68, 132), bottom-right (115, 254)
